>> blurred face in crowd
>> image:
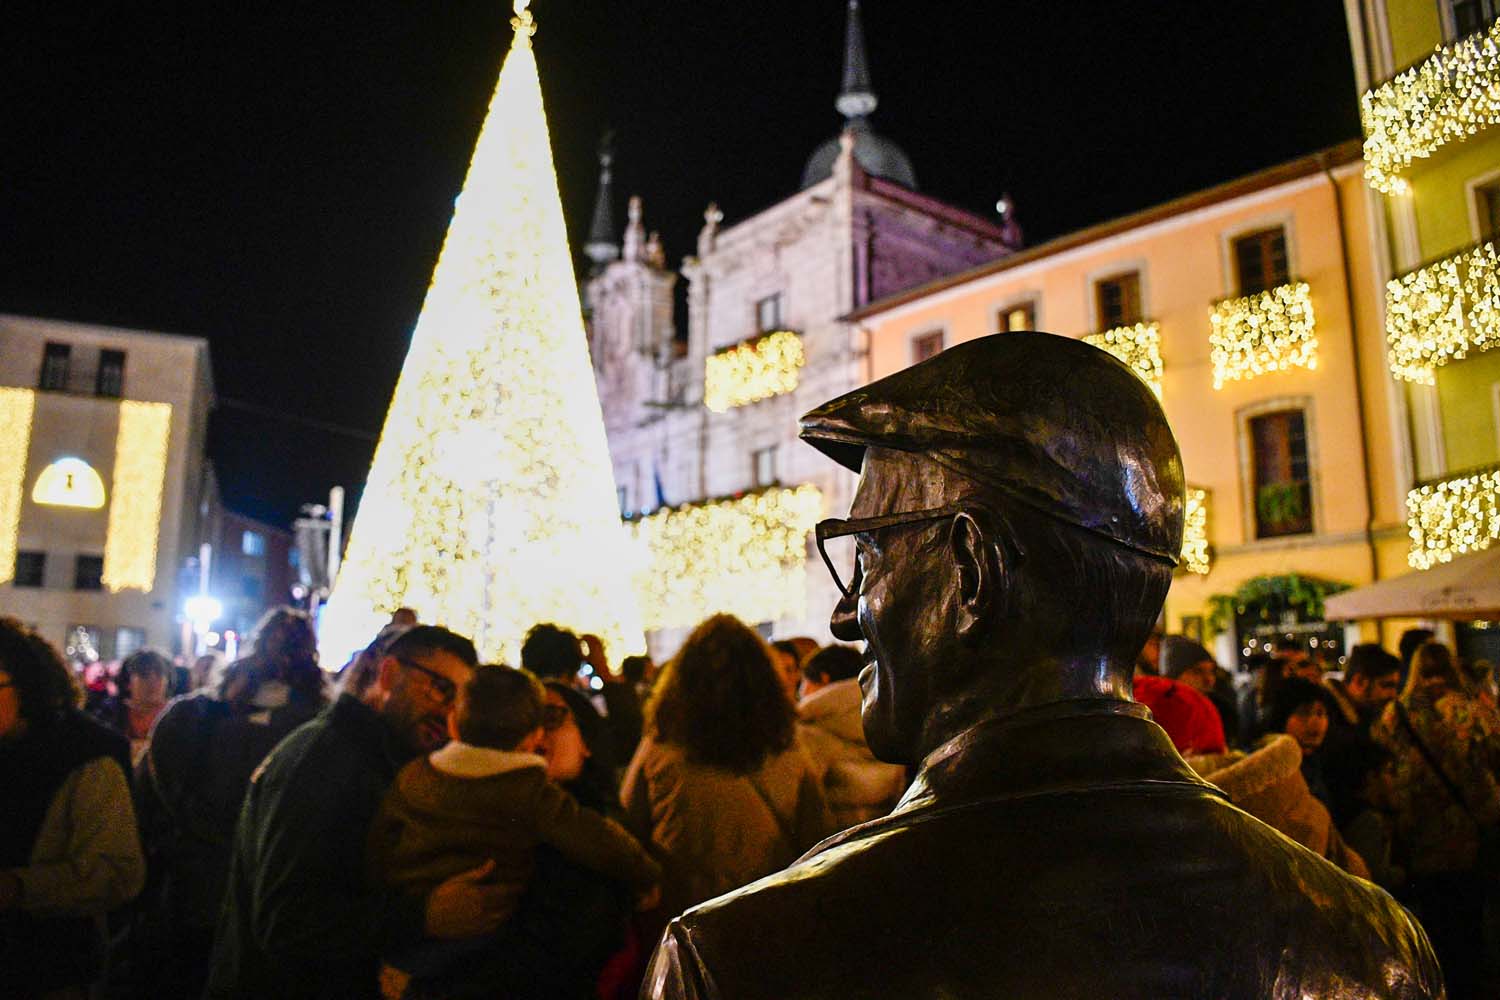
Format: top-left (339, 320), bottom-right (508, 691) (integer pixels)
top-left (0, 668), bottom-right (19, 739)
top-left (1347, 670), bottom-right (1401, 710)
top-left (1283, 700), bottom-right (1329, 757)
top-left (1282, 651), bottom-right (1321, 684)
top-left (378, 649), bottom-right (473, 754)
top-left (130, 667), bottom-right (169, 705)
top-left (773, 648), bottom-right (801, 704)
top-left (1138, 633), bottom-right (1162, 672)
top-left (1176, 658), bottom-right (1217, 695)
top-left (539, 690), bottom-right (589, 783)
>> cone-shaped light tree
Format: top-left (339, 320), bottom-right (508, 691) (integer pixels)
top-left (320, 1), bottom-right (645, 665)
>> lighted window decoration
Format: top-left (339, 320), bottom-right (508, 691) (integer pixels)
top-left (31, 457), bottom-right (107, 510)
top-left (1361, 18), bottom-right (1500, 195)
top-left (1209, 281), bottom-right (1318, 389)
top-left (1180, 487), bottom-right (1211, 575)
top-left (102, 401), bottom-right (171, 592)
top-left (1386, 240), bottom-right (1500, 383)
top-left (703, 330), bottom-right (805, 412)
top-left (627, 484), bottom-right (823, 631)
top-left (1406, 465), bottom-right (1500, 569)
top-left (1083, 321), bottom-right (1163, 398)
top-left (319, 2), bottom-right (646, 667)
top-left (0, 388), bottom-right (35, 585)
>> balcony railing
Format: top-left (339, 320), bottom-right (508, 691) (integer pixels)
top-left (703, 329), bottom-right (804, 412)
top-left (1180, 486), bottom-right (1211, 575)
top-left (1209, 281), bottom-right (1318, 388)
top-left (1386, 238), bottom-right (1500, 383)
top-left (1083, 321), bottom-right (1163, 399)
top-left (1361, 18), bottom-right (1500, 194)
top-left (1406, 462), bottom-right (1500, 569)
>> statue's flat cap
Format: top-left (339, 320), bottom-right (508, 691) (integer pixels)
top-left (799, 331), bottom-right (1184, 564)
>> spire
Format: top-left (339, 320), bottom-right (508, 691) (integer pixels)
top-left (835, 0), bottom-right (877, 121)
top-left (583, 131), bottom-right (619, 268)
top-left (622, 195), bottom-right (644, 263)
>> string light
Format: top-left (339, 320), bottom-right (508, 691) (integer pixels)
top-left (1386, 240), bottom-right (1500, 383)
top-left (1181, 487), bottom-right (1211, 575)
top-left (1406, 466), bottom-right (1500, 569)
top-left (0, 388), bottom-right (35, 585)
top-left (1083, 322), bottom-right (1163, 398)
top-left (627, 485), bottom-right (823, 631)
top-left (319, 6), bottom-right (645, 666)
top-left (1361, 19), bottom-right (1500, 195)
top-left (1209, 281), bottom-right (1318, 389)
top-left (703, 330), bottom-right (805, 412)
top-left (102, 401), bottom-right (172, 592)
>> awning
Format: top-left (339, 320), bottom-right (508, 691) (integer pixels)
top-left (1323, 545), bottom-right (1500, 620)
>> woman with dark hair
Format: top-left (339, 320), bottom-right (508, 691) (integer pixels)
top-left (0, 616), bottom-right (145, 999)
top-left (1373, 640), bottom-right (1500, 997)
top-left (90, 648), bottom-right (176, 762)
top-left (132, 607), bottom-right (329, 998)
top-left (621, 614), bottom-right (833, 922)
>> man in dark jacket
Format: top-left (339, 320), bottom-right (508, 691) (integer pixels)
top-left (642, 334), bottom-right (1442, 999)
top-left (204, 625), bottom-right (499, 1000)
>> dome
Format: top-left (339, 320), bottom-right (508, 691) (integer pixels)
top-left (801, 122), bottom-right (918, 190)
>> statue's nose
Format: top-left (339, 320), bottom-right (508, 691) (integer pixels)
top-left (830, 591), bottom-right (861, 642)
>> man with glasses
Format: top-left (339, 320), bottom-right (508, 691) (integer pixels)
top-left (207, 625), bottom-right (506, 1000)
top-left (642, 332), bottom-right (1440, 999)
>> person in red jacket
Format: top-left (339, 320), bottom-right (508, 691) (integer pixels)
top-left (1133, 668), bottom-right (1227, 755)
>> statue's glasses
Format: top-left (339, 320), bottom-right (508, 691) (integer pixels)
top-left (814, 503), bottom-right (966, 600)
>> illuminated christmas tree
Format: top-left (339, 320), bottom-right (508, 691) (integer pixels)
top-left (320, 1), bottom-right (645, 664)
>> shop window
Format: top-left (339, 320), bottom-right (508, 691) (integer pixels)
top-left (997, 302), bottom-right (1035, 333)
top-left (14, 550), bottom-right (45, 588)
top-left (115, 627), bottom-right (146, 659)
top-left (911, 330), bottom-right (944, 364)
top-left (1233, 227), bottom-right (1290, 295)
top-left (39, 342), bottom-right (71, 390)
top-left (1250, 409), bottom-right (1313, 538)
top-left (1095, 272), bottom-right (1142, 330)
top-left (74, 554), bottom-right (104, 591)
top-left (95, 349), bottom-right (126, 398)
top-left (1447, 0), bottom-right (1499, 39)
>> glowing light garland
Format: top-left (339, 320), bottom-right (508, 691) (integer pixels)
top-left (1361, 19), bottom-right (1500, 195)
top-left (627, 485), bottom-right (823, 631)
top-left (102, 401), bottom-right (172, 593)
top-left (1406, 465), bottom-right (1500, 569)
top-left (1209, 281), bottom-right (1318, 389)
top-left (1181, 487), bottom-right (1211, 575)
top-left (0, 388), bottom-right (35, 585)
top-left (703, 330), bottom-right (805, 412)
top-left (1083, 321), bottom-right (1163, 398)
top-left (319, 4), bottom-right (645, 666)
top-left (1386, 240), bottom-right (1500, 383)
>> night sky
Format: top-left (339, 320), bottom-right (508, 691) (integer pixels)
top-left (0, 1), bottom-right (1360, 528)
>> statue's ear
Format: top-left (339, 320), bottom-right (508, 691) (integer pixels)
top-left (948, 510), bottom-right (1003, 643)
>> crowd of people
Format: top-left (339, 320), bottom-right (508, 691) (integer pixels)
top-left (3, 603), bottom-right (1497, 998)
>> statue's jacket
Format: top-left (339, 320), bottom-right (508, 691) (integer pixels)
top-left (642, 699), bottom-right (1444, 999)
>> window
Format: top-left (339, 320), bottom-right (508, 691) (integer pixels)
top-left (1095, 272), bottom-right (1142, 330)
top-left (1233, 227), bottom-right (1290, 295)
top-left (242, 530), bottom-right (266, 557)
top-left (997, 303), bottom-right (1035, 333)
top-left (66, 624), bottom-right (102, 663)
top-left (1249, 410), bottom-right (1313, 538)
top-left (756, 294), bottom-right (783, 333)
top-left (13, 551), bottom-right (45, 588)
top-left (95, 349), bottom-right (126, 398)
top-left (617, 486), bottom-right (629, 515)
top-left (115, 627), bottom-right (146, 659)
top-left (1474, 177), bottom-right (1500, 240)
top-left (752, 446), bottom-right (778, 487)
top-left (1448, 0), bottom-right (1499, 39)
top-left (911, 330), bottom-right (945, 364)
top-left (39, 342), bottom-right (71, 390)
top-left (74, 554), bottom-right (104, 591)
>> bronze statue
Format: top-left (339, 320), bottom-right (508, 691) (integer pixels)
top-left (641, 332), bottom-right (1442, 998)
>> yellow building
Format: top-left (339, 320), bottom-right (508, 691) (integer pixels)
top-left (1347, 1), bottom-right (1500, 658)
top-left (850, 145), bottom-right (1413, 663)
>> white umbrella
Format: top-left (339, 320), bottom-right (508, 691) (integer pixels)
top-left (1323, 544), bottom-right (1500, 620)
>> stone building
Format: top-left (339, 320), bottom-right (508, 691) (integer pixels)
top-left (0, 314), bottom-right (214, 660)
top-left (583, 0), bottom-right (1020, 655)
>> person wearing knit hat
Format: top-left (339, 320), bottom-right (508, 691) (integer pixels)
top-left (1161, 635), bottom-right (1240, 747)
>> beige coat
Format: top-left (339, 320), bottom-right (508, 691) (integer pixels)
top-left (796, 679), bottom-right (907, 831)
top-left (621, 735), bottom-right (833, 919)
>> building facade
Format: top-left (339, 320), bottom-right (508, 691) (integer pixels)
top-left (848, 145), bottom-right (1416, 665)
top-left (0, 314), bottom-right (214, 660)
top-left (584, 1), bottom-right (1019, 655)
